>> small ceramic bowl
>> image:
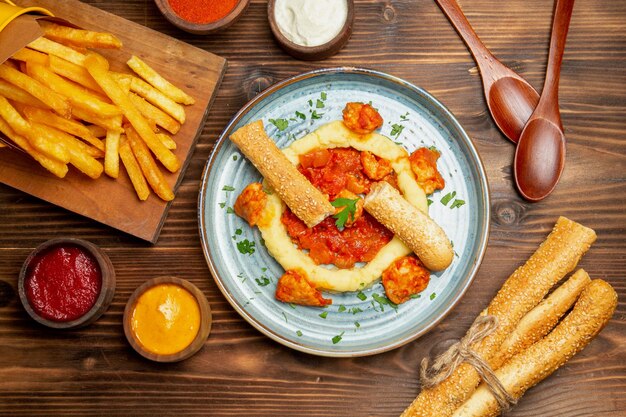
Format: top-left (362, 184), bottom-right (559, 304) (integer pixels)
top-left (123, 276), bottom-right (212, 363)
top-left (154, 0), bottom-right (250, 35)
top-left (18, 238), bottom-right (116, 330)
top-left (267, 0), bottom-right (354, 61)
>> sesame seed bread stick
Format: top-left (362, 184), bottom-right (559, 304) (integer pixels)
top-left (493, 269), bottom-right (591, 368)
top-left (452, 279), bottom-right (617, 417)
top-left (364, 181), bottom-right (453, 271)
top-left (230, 120), bottom-right (334, 228)
top-left (400, 216), bottom-right (596, 417)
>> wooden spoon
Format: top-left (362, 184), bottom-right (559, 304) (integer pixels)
top-left (435, 0), bottom-right (540, 142)
top-left (514, 0), bottom-right (575, 201)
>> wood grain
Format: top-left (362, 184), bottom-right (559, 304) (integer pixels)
top-left (0, 0), bottom-right (226, 243)
top-left (0, 0), bottom-right (624, 416)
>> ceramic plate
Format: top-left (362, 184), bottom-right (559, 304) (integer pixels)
top-left (199, 68), bottom-right (489, 357)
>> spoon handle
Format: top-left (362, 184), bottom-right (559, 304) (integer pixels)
top-left (537, 0), bottom-right (576, 123)
top-left (434, 0), bottom-right (494, 70)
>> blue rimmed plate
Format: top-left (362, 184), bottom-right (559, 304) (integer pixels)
top-left (198, 68), bottom-right (489, 357)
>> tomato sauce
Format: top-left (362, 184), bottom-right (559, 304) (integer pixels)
top-left (298, 147), bottom-right (373, 198)
top-left (282, 147), bottom-right (393, 269)
top-left (25, 245), bottom-right (102, 322)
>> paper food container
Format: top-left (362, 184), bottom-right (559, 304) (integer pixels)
top-left (0, 0), bottom-right (62, 64)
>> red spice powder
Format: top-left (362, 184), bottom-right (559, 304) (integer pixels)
top-left (168, 0), bottom-right (238, 24)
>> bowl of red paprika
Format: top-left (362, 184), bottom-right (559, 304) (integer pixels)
top-left (18, 238), bottom-right (116, 330)
top-left (154, 0), bottom-right (250, 35)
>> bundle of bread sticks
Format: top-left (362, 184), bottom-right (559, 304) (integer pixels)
top-left (401, 216), bottom-right (618, 417)
top-left (0, 21), bottom-right (195, 202)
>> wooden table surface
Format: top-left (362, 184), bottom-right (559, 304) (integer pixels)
top-left (0, 1), bottom-right (624, 416)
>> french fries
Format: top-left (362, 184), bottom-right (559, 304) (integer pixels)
top-left (0, 22), bottom-right (195, 202)
top-left (119, 136), bottom-right (150, 201)
top-left (127, 56), bottom-right (194, 105)
top-left (39, 21), bottom-right (123, 50)
top-left (0, 79), bottom-right (47, 108)
top-left (48, 55), bottom-right (104, 93)
top-left (122, 74), bottom-right (186, 124)
top-left (125, 126), bottom-right (174, 201)
top-left (129, 93), bottom-right (180, 134)
top-left (0, 96), bottom-right (71, 163)
top-left (22, 106), bottom-right (105, 151)
top-left (26, 63), bottom-right (122, 118)
top-left (0, 63), bottom-right (71, 117)
top-left (86, 124), bottom-right (107, 138)
top-left (0, 116), bottom-right (68, 178)
top-left (11, 48), bottom-right (49, 66)
top-left (85, 54), bottom-right (180, 173)
top-left (28, 37), bottom-right (86, 66)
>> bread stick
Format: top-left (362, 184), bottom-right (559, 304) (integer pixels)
top-left (364, 181), bottom-right (453, 271)
top-left (401, 217), bottom-right (596, 417)
top-left (230, 121), bottom-right (334, 228)
top-left (493, 269), bottom-right (591, 367)
top-left (452, 279), bottom-right (617, 417)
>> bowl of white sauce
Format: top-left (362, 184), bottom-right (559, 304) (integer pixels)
top-left (268, 0), bottom-right (354, 60)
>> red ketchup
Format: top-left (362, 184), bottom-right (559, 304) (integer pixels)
top-left (25, 245), bottom-right (102, 322)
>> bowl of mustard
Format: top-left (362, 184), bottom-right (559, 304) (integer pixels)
top-left (123, 276), bottom-right (211, 362)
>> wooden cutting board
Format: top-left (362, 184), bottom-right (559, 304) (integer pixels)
top-left (0, 0), bottom-right (226, 243)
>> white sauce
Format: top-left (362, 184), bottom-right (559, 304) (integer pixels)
top-left (274, 0), bottom-right (348, 47)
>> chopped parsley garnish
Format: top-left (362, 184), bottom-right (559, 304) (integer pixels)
top-left (410, 293), bottom-right (421, 299)
top-left (321, 92), bottom-right (327, 100)
top-left (400, 112), bottom-right (409, 121)
top-left (331, 197), bottom-right (359, 229)
top-left (308, 99), bottom-right (313, 107)
top-left (232, 155), bottom-right (238, 161)
top-left (338, 305), bottom-right (346, 313)
top-left (255, 276), bottom-right (270, 286)
top-left (219, 202), bottom-right (226, 208)
top-left (430, 292), bottom-right (437, 300)
top-left (226, 207), bottom-right (235, 214)
top-left (427, 199), bottom-right (433, 206)
top-left (295, 111), bottom-right (306, 120)
top-left (332, 332), bottom-right (345, 344)
top-left (372, 293), bottom-right (398, 312)
top-left (428, 145), bottom-right (438, 152)
top-left (261, 267), bottom-right (267, 272)
top-left (316, 99), bottom-right (325, 109)
top-left (311, 110), bottom-right (323, 119)
top-left (450, 199), bottom-right (466, 209)
top-left (390, 123), bottom-right (405, 138)
top-left (269, 118), bottom-right (289, 131)
top-left (351, 307), bottom-right (363, 314)
top-left (354, 321), bottom-right (361, 328)
top-left (356, 291), bottom-right (367, 301)
top-left (319, 311), bottom-right (328, 319)
top-left (235, 228), bottom-right (243, 236)
top-left (296, 330), bottom-right (303, 337)
top-left (222, 185), bottom-right (235, 192)
top-left (367, 101), bottom-right (378, 111)
top-left (289, 303), bottom-right (297, 309)
top-left (440, 191), bottom-right (457, 206)
top-left (237, 239), bottom-right (255, 255)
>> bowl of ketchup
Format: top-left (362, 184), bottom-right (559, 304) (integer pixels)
top-left (18, 238), bottom-right (116, 329)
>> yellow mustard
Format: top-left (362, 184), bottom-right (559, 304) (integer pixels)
top-left (131, 284), bottom-right (200, 355)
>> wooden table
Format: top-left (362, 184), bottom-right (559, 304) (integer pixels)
top-left (1, 1), bottom-right (624, 415)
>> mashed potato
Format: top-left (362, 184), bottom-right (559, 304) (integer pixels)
top-left (258, 121), bottom-right (428, 292)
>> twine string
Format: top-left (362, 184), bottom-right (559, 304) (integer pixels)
top-left (419, 315), bottom-right (517, 412)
